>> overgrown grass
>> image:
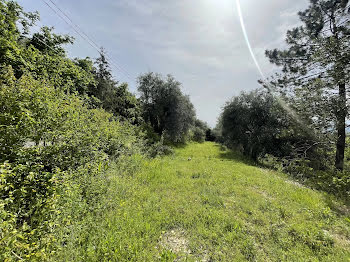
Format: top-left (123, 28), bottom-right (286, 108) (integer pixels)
top-left (54, 142), bottom-right (350, 261)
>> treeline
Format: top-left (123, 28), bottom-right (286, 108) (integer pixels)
top-left (0, 0), bottom-right (210, 260)
top-left (216, 0), bottom-right (350, 198)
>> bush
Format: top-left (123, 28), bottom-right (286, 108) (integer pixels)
top-left (192, 127), bottom-right (206, 143)
top-left (147, 139), bottom-right (174, 158)
top-left (0, 160), bottom-right (61, 260)
top-left (311, 171), bottom-right (350, 199)
top-left (0, 68), bottom-right (144, 260)
top-left (217, 90), bottom-right (290, 160)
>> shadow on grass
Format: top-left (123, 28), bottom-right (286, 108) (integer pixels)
top-left (214, 144), bottom-right (255, 166)
top-left (323, 194), bottom-right (350, 217)
top-left (214, 143), bottom-right (350, 214)
top-left (170, 143), bottom-right (187, 149)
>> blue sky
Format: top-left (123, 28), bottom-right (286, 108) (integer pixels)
top-left (18, 0), bottom-right (309, 127)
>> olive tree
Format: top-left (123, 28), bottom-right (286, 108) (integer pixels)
top-left (137, 72), bottom-right (196, 143)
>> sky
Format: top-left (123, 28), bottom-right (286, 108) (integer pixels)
top-left (18, 0), bottom-right (309, 127)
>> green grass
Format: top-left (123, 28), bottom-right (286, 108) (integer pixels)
top-left (56, 142), bottom-right (350, 261)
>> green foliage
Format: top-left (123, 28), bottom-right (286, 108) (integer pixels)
top-left (0, 0), bottom-right (38, 77)
top-left (147, 139), bottom-right (174, 158)
top-left (217, 89), bottom-right (295, 160)
top-left (190, 119), bottom-right (208, 143)
top-left (192, 127), bottom-right (206, 143)
top-left (23, 40), bottom-right (96, 95)
top-left (313, 170), bottom-right (350, 198)
top-left (0, 1), bottom-right (94, 94)
top-left (0, 3), bottom-right (146, 258)
top-left (2, 0), bottom-right (349, 260)
top-left (261, 152), bottom-right (350, 199)
top-left (89, 49), bottom-right (142, 123)
top-left (217, 88), bottom-right (344, 196)
top-left (265, 0), bottom-right (350, 170)
top-left (0, 161), bottom-right (60, 261)
top-left (0, 67), bottom-right (143, 260)
top-left (138, 72), bottom-right (196, 143)
top-left (28, 26), bottom-right (73, 56)
top-left (205, 128), bottom-right (216, 142)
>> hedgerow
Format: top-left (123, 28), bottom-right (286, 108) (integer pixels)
top-left (0, 67), bottom-right (144, 260)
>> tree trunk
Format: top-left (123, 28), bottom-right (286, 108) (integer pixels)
top-left (335, 83), bottom-right (346, 171)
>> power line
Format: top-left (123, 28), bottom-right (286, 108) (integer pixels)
top-left (28, 21), bottom-right (62, 55)
top-left (42, 0), bottom-right (132, 80)
top-left (47, 0), bottom-right (100, 50)
top-left (32, 34), bottom-right (60, 54)
top-left (40, 0), bottom-right (134, 82)
top-left (44, 0), bottom-right (134, 82)
top-left (15, 25), bottom-right (60, 70)
top-left (40, 0), bottom-right (97, 49)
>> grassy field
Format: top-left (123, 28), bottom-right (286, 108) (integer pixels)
top-left (57, 142), bottom-right (350, 261)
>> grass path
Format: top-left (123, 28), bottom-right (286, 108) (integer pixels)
top-left (62, 142), bottom-right (350, 261)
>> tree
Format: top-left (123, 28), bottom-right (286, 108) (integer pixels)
top-left (217, 90), bottom-right (295, 161)
top-left (192, 119), bottom-right (209, 143)
top-left (90, 49), bottom-right (141, 123)
top-left (266, 0), bottom-right (350, 170)
top-left (27, 26), bottom-right (73, 56)
top-left (138, 72), bottom-right (196, 143)
top-left (0, 0), bottom-right (38, 77)
top-left (0, 2), bottom-right (96, 95)
top-left (205, 129), bottom-right (216, 142)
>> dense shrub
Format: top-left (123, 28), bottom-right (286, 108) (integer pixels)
top-left (192, 127), bottom-right (206, 143)
top-left (190, 119), bottom-right (208, 143)
top-left (0, 161), bottom-right (60, 261)
top-left (0, 68), bottom-right (144, 260)
top-left (205, 128), bottom-right (216, 142)
top-left (314, 171), bottom-right (350, 199)
top-left (217, 90), bottom-right (292, 160)
top-left (147, 140), bottom-right (174, 158)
